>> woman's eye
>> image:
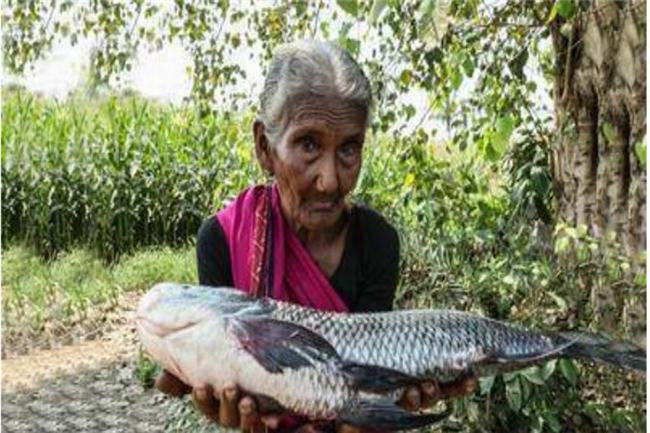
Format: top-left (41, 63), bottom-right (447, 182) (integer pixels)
top-left (339, 142), bottom-right (360, 158)
top-left (299, 136), bottom-right (318, 153)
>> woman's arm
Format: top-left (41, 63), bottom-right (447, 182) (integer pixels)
top-left (351, 207), bottom-right (400, 312)
top-left (353, 226), bottom-right (399, 312)
top-left (196, 215), bottom-right (233, 287)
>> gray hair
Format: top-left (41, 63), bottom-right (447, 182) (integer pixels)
top-left (258, 40), bottom-right (372, 144)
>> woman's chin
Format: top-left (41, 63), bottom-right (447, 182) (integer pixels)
top-left (301, 210), bottom-right (344, 232)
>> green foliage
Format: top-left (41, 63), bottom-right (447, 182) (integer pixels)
top-left (634, 137), bottom-right (646, 169)
top-left (136, 347), bottom-right (161, 389)
top-left (3, 0), bottom-right (556, 137)
top-left (2, 243), bottom-right (196, 336)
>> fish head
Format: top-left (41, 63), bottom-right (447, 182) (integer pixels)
top-left (135, 283), bottom-right (269, 384)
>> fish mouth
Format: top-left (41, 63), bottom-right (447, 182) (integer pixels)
top-left (136, 316), bottom-right (199, 338)
top-left (135, 317), bottom-right (192, 385)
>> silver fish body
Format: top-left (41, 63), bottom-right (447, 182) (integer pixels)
top-left (136, 283), bottom-right (645, 430)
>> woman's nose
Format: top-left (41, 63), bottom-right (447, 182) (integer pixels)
top-left (315, 155), bottom-right (339, 194)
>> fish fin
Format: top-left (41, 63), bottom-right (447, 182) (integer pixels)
top-left (340, 362), bottom-right (421, 393)
top-left (476, 332), bottom-right (646, 376)
top-left (471, 345), bottom-right (562, 377)
top-left (228, 317), bottom-right (339, 374)
top-left (340, 399), bottom-right (450, 430)
top-left (558, 331), bottom-right (646, 374)
top-left (251, 394), bottom-right (287, 415)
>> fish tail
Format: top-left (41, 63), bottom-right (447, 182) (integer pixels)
top-left (558, 331), bottom-right (646, 374)
top-left (340, 400), bottom-right (450, 431)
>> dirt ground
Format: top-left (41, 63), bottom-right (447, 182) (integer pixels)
top-left (1, 294), bottom-right (215, 432)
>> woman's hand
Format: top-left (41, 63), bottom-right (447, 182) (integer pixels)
top-left (296, 376), bottom-right (478, 433)
top-left (399, 375), bottom-right (478, 411)
top-left (155, 370), bottom-right (281, 431)
top-left (155, 369), bottom-right (477, 432)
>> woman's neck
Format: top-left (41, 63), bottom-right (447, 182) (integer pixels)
top-left (296, 209), bottom-right (349, 247)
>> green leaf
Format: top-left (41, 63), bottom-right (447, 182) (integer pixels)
top-left (450, 68), bottom-right (462, 89)
top-left (521, 366), bottom-right (545, 385)
top-left (555, 236), bottom-right (570, 253)
top-left (462, 57), bottom-right (474, 77)
top-left (559, 359), bottom-right (579, 385)
top-left (492, 115), bottom-right (515, 156)
top-left (336, 0), bottom-right (358, 17)
top-left (505, 377), bottom-right (522, 412)
top-left (634, 138), bottom-right (646, 168)
top-left (545, 412), bottom-right (562, 433)
top-left (496, 115), bottom-right (515, 139)
top-left (602, 122), bottom-right (616, 142)
top-left (400, 69), bottom-right (412, 86)
top-left (556, 0), bottom-right (576, 19)
top-left (479, 375), bottom-right (495, 395)
top-left (342, 37), bottom-right (360, 56)
top-left (546, 4), bottom-right (559, 24)
top-left (418, 0), bottom-right (436, 17)
top-left (541, 359), bottom-right (557, 380)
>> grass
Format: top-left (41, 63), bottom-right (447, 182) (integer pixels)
top-left (2, 243), bottom-right (197, 342)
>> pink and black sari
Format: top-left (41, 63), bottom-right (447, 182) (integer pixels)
top-left (216, 184), bottom-right (349, 313)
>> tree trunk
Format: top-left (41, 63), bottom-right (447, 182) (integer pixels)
top-left (550, 0), bottom-right (646, 257)
top-left (550, 0), bottom-right (645, 342)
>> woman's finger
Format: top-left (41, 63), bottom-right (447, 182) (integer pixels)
top-left (192, 385), bottom-right (220, 423)
top-left (260, 414), bottom-right (281, 430)
top-left (399, 385), bottom-right (422, 411)
top-left (419, 381), bottom-right (441, 407)
top-left (238, 395), bottom-right (261, 433)
top-left (335, 423), bottom-right (362, 433)
top-left (219, 383), bottom-right (240, 428)
top-left (440, 376), bottom-right (478, 399)
top-left (154, 370), bottom-right (191, 397)
top-left (293, 423), bottom-right (323, 433)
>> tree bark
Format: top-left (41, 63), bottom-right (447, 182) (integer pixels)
top-left (550, 0), bottom-right (645, 340)
top-left (551, 0), bottom-right (646, 257)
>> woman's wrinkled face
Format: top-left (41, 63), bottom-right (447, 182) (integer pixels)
top-left (255, 97), bottom-right (367, 233)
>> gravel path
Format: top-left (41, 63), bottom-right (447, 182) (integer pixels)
top-left (1, 296), bottom-right (216, 433)
top-left (2, 361), bottom-right (178, 432)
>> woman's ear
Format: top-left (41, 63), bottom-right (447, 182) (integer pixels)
top-left (253, 120), bottom-right (273, 175)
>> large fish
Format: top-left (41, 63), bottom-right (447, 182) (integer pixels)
top-left (136, 283), bottom-right (645, 431)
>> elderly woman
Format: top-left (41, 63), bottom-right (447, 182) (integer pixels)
top-left (156, 40), bottom-right (475, 432)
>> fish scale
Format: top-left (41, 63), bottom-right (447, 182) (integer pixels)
top-left (136, 284), bottom-right (645, 431)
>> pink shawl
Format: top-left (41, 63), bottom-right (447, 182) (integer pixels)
top-left (216, 184), bottom-right (348, 312)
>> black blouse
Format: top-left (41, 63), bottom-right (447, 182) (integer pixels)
top-left (196, 205), bottom-right (399, 312)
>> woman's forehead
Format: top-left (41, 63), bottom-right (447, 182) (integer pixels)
top-left (283, 96), bottom-right (368, 133)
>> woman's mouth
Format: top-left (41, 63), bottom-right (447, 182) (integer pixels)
top-left (310, 198), bottom-right (341, 212)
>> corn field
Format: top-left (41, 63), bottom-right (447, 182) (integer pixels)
top-left (2, 88), bottom-right (262, 260)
